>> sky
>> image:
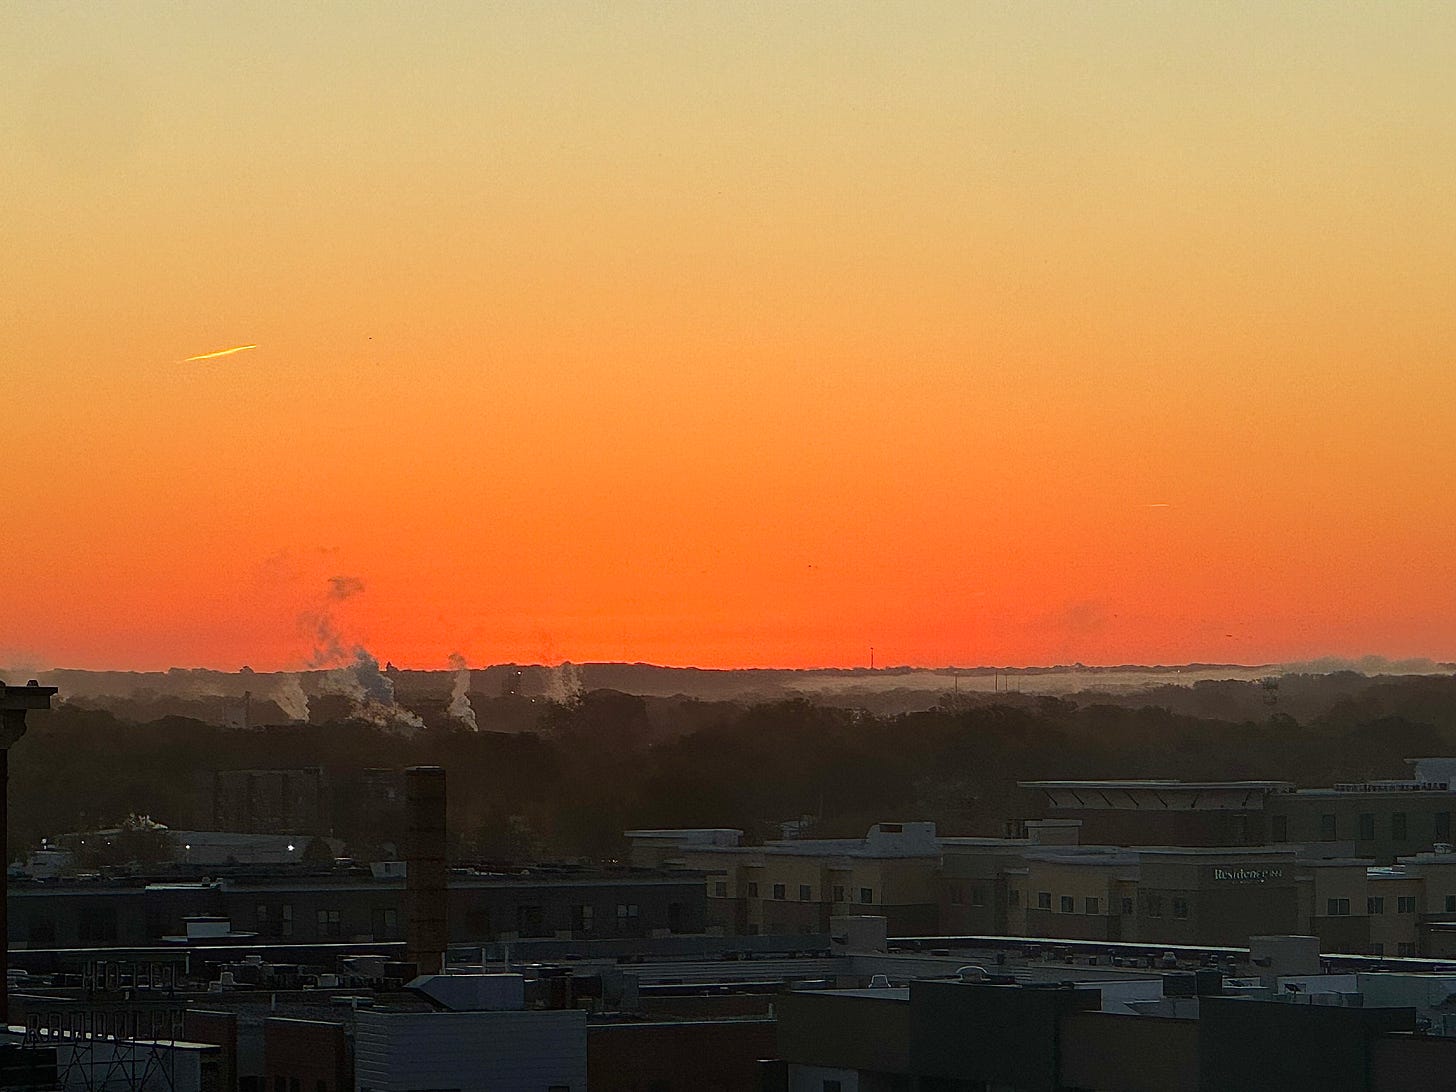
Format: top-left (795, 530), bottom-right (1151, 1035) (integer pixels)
top-left (3, 2), bottom-right (1455, 672)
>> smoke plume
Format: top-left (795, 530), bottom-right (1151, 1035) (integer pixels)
top-left (543, 661), bottom-right (583, 705)
top-left (320, 648), bottom-right (424, 735)
top-left (272, 673), bottom-right (310, 723)
top-left (447, 653), bottom-right (478, 730)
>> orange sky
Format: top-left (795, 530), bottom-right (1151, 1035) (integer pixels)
top-left (4, 4), bottom-right (1455, 672)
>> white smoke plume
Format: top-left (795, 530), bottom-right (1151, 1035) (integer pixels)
top-left (320, 649), bottom-right (424, 735)
top-left (447, 653), bottom-right (478, 730)
top-left (543, 661), bottom-right (583, 705)
top-left (272, 673), bottom-right (310, 723)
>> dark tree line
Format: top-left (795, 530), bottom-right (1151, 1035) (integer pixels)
top-left (11, 674), bottom-right (1456, 864)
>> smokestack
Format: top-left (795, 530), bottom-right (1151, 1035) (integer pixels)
top-left (2, 681), bottom-right (57, 1024)
top-left (405, 765), bottom-right (448, 976)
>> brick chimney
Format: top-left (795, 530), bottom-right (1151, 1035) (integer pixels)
top-left (404, 766), bottom-right (448, 975)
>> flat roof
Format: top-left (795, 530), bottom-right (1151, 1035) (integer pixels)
top-left (1021, 780), bottom-right (1292, 791)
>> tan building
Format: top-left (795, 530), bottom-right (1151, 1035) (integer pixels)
top-left (1023, 759), bottom-right (1456, 866)
top-left (626, 823), bottom-right (948, 935)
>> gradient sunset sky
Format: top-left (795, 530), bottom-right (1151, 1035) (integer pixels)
top-left (4, 3), bottom-right (1454, 672)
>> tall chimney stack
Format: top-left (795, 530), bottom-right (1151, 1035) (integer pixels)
top-left (2, 681), bottom-right (57, 1023)
top-left (404, 765), bottom-right (448, 976)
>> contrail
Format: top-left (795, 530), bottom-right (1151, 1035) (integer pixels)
top-left (183, 343), bottom-right (257, 362)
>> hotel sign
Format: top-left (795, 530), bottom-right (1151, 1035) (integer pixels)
top-left (1211, 866), bottom-right (1284, 883)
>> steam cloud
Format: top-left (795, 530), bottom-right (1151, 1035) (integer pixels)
top-left (543, 661), bottom-right (583, 705)
top-left (272, 674), bottom-right (310, 722)
top-left (299, 576), bottom-right (423, 734)
top-left (320, 649), bottom-right (424, 735)
top-left (447, 653), bottom-right (478, 731)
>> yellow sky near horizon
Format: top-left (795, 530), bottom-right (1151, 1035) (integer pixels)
top-left (3, 2), bottom-right (1455, 671)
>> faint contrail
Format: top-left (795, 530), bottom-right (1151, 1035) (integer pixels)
top-left (183, 344), bottom-right (257, 362)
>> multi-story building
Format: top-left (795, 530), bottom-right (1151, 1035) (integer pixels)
top-left (1023, 758), bottom-right (1456, 865)
top-left (627, 823), bottom-right (946, 935)
top-left (7, 867), bottom-right (705, 951)
top-left (212, 769), bottom-right (328, 835)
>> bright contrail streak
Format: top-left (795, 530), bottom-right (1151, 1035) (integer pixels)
top-left (183, 343), bottom-right (257, 362)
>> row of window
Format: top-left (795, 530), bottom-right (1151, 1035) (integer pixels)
top-left (1298, 811), bottom-right (1451, 843)
top-left (1021, 891), bottom-right (1455, 919)
top-left (258, 901), bottom-right (664, 939)
top-left (1027, 892), bottom-right (1190, 919)
top-left (1327, 895), bottom-right (1422, 916)
top-left (712, 882), bottom-right (875, 904)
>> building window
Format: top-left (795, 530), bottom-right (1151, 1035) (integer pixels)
top-left (949, 884), bottom-right (963, 906)
top-left (1369, 896), bottom-right (1385, 914)
top-left (1438, 812), bottom-right (1452, 842)
top-left (1399, 943), bottom-right (1417, 956)
top-left (1145, 895), bottom-right (1163, 918)
top-left (1398, 896), bottom-right (1417, 914)
top-left (1037, 891), bottom-right (1052, 910)
top-left (833, 885), bottom-right (845, 903)
top-left (822, 1081), bottom-right (843, 1092)
top-left (572, 904), bottom-right (593, 932)
top-left (1008, 889), bottom-right (1021, 908)
top-left (316, 909), bottom-right (341, 937)
top-left (1060, 896), bottom-right (1074, 913)
top-left (746, 882), bottom-right (759, 898)
top-left (1446, 895), bottom-right (1456, 914)
top-left (1085, 897), bottom-right (1099, 915)
top-left (281, 904), bottom-right (293, 937)
top-left (1327, 899), bottom-right (1350, 917)
top-left (1271, 815), bottom-right (1288, 842)
top-left (772, 884), bottom-right (786, 901)
top-left (1121, 897), bottom-right (1134, 915)
top-left (799, 884), bottom-right (812, 901)
top-left (972, 887), bottom-right (986, 907)
top-left (617, 903), bottom-right (640, 926)
top-left (1371, 942), bottom-right (1384, 956)
top-left (1359, 814), bottom-right (1375, 841)
top-left (860, 888), bottom-right (874, 905)
top-left (370, 907), bottom-right (398, 940)
top-left (1173, 898), bottom-right (1189, 919)
top-left (1393, 813), bottom-right (1409, 841)
top-left (713, 882), bottom-right (727, 898)
top-left (1320, 814), bottom-right (1337, 841)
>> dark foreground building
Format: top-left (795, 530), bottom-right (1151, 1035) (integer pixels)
top-left (765, 979), bottom-right (1456, 1092)
top-left (8, 866), bottom-right (705, 952)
